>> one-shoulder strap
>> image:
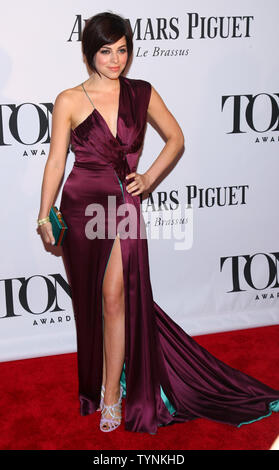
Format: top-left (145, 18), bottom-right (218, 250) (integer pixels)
top-left (81, 82), bottom-right (95, 109)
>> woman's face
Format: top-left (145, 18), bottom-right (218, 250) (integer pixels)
top-left (94, 35), bottom-right (128, 79)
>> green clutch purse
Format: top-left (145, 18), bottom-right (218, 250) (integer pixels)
top-left (49, 206), bottom-right (68, 246)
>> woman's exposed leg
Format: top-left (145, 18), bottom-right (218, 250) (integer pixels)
top-left (101, 233), bottom-right (125, 429)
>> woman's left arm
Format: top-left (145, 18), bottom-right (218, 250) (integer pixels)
top-left (126, 85), bottom-right (185, 196)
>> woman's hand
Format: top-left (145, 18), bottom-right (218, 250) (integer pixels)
top-left (38, 221), bottom-right (56, 246)
top-left (125, 172), bottom-right (152, 196)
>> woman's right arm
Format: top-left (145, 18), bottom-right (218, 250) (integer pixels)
top-left (37, 90), bottom-right (72, 245)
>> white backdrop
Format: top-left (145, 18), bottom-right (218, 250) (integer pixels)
top-left (0, 0), bottom-right (278, 361)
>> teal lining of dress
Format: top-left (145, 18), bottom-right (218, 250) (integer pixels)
top-left (237, 400), bottom-right (279, 428)
top-left (115, 172), bottom-right (125, 202)
top-left (120, 362), bottom-right (177, 417)
top-left (160, 385), bottom-right (177, 415)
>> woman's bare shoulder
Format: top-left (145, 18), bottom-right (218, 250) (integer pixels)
top-left (55, 83), bottom-right (84, 105)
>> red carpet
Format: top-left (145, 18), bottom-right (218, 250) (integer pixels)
top-left (0, 325), bottom-right (278, 450)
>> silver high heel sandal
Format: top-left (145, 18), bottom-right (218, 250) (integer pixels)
top-left (100, 385), bottom-right (123, 432)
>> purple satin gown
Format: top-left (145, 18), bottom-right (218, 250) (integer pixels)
top-left (60, 75), bottom-right (279, 434)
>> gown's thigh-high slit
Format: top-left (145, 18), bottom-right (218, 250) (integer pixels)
top-left (101, 232), bottom-right (125, 394)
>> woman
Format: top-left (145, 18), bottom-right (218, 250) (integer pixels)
top-left (37, 12), bottom-right (279, 434)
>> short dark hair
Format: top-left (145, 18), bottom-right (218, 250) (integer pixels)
top-left (82, 12), bottom-right (133, 75)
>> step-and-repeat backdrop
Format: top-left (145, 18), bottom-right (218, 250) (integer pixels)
top-left (1, 1), bottom-right (278, 361)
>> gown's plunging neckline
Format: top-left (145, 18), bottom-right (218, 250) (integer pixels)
top-left (71, 75), bottom-right (123, 141)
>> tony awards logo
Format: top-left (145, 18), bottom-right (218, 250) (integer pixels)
top-left (222, 93), bottom-right (279, 143)
top-left (0, 102), bottom-right (54, 156)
